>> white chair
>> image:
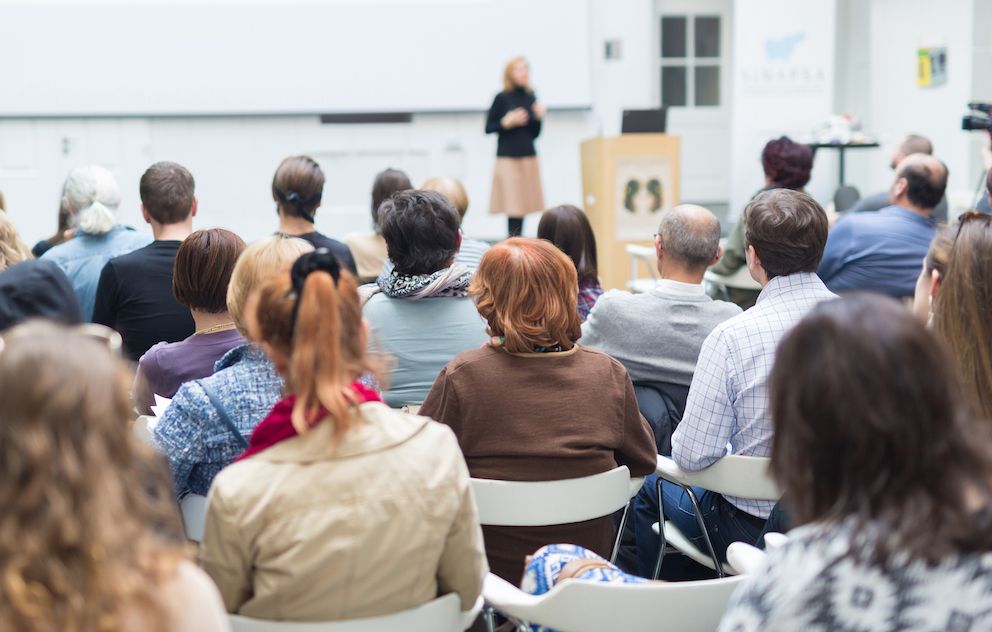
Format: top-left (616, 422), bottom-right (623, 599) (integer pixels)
top-left (652, 455), bottom-right (780, 578)
top-left (703, 266), bottom-right (761, 298)
top-left (483, 570), bottom-right (745, 632)
top-left (179, 493), bottom-right (209, 543)
top-left (625, 244), bottom-right (658, 293)
top-left (229, 592), bottom-right (476, 632)
top-left (726, 532), bottom-right (789, 575)
top-left (471, 467), bottom-right (641, 630)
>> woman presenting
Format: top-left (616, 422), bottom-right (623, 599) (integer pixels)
top-left (486, 57), bottom-right (546, 237)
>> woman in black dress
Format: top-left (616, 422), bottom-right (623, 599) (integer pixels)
top-left (486, 57), bottom-right (545, 237)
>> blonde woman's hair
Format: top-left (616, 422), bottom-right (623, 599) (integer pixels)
top-left (502, 56), bottom-right (530, 93)
top-left (422, 176), bottom-right (469, 222)
top-left (0, 212), bottom-right (32, 271)
top-left (227, 234), bottom-right (314, 335)
top-left (0, 321), bottom-right (185, 632)
top-left (62, 165), bottom-right (121, 235)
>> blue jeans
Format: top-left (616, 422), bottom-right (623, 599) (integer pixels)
top-left (633, 473), bottom-right (766, 579)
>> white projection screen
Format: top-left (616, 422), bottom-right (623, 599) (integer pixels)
top-left (0, 0), bottom-right (592, 117)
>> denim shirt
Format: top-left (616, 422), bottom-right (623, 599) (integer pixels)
top-left (152, 343), bottom-right (284, 498)
top-left (40, 226), bottom-right (151, 320)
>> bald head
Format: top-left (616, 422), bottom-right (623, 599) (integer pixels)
top-left (890, 134), bottom-right (933, 169)
top-left (656, 204), bottom-right (722, 275)
top-left (890, 153), bottom-right (948, 213)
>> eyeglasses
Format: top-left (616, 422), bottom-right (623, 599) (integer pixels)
top-left (955, 211), bottom-right (992, 239)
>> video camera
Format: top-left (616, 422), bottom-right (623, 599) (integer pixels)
top-left (963, 102), bottom-right (992, 131)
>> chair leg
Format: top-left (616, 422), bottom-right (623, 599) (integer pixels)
top-left (652, 477), bottom-right (666, 579)
top-left (610, 501), bottom-right (631, 564)
top-left (484, 605), bottom-right (497, 632)
top-left (683, 486), bottom-right (725, 578)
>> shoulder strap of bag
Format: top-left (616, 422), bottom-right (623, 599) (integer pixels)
top-left (196, 379), bottom-right (249, 450)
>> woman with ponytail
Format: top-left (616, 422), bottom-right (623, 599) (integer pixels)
top-left (272, 155), bottom-right (358, 275)
top-left (41, 165), bottom-right (150, 319)
top-left (199, 249), bottom-right (487, 622)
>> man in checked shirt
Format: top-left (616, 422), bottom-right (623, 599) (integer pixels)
top-left (633, 188), bottom-right (836, 579)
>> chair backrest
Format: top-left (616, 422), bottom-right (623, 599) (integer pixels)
top-left (471, 466), bottom-right (631, 527)
top-left (179, 493), bottom-right (209, 543)
top-left (726, 541), bottom-right (768, 575)
top-left (834, 184), bottom-right (861, 213)
top-left (505, 574), bottom-right (745, 632)
top-left (657, 455), bottom-right (780, 501)
top-left (228, 593), bottom-right (462, 632)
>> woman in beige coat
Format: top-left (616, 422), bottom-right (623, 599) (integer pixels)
top-left (199, 248), bottom-right (487, 622)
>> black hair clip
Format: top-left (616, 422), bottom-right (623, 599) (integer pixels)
top-left (289, 249), bottom-right (341, 332)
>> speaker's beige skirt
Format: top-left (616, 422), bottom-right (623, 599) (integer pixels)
top-left (490, 156), bottom-right (545, 218)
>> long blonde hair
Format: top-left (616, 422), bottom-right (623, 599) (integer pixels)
top-left (0, 212), bottom-right (32, 271)
top-left (502, 56), bottom-right (530, 93)
top-left (0, 322), bottom-right (185, 632)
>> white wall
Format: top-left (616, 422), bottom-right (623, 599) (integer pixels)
top-left (728, 0), bottom-right (838, 216)
top-left (0, 0), bottom-right (655, 247)
top-left (864, 0), bottom-right (984, 210)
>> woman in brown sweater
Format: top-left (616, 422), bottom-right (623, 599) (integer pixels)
top-left (421, 237), bottom-right (657, 582)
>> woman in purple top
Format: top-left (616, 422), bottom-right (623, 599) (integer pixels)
top-left (133, 229), bottom-right (246, 414)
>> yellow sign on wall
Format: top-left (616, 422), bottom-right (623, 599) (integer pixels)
top-left (918, 47), bottom-right (948, 88)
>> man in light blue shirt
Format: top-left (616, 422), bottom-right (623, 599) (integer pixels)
top-left (818, 154), bottom-right (947, 297)
top-left (633, 189), bottom-right (836, 578)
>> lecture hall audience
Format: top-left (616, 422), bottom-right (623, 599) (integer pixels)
top-left (92, 162), bottom-right (198, 360)
top-left (344, 167), bottom-right (412, 283)
top-left (536, 204), bottom-right (604, 320)
top-left (132, 229), bottom-right (246, 415)
top-left (5, 121), bottom-right (992, 630)
top-left (421, 237), bottom-right (657, 582)
top-left (818, 153), bottom-right (948, 297)
top-left (719, 294), bottom-right (992, 630)
top-left (633, 188), bottom-right (835, 578)
top-left (152, 235), bottom-right (312, 499)
top-left (362, 189), bottom-right (488, 407)
top-left (200, 249), bottom-right (486, 620)
top-left (41, 165), bottom-right (150, 319)
top-left (0, 321), bottom-right (229, 631)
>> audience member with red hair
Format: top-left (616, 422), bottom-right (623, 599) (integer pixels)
top-left (421, 237), bottom-right (657, 582)
top-left (200, 249), bottom-right (486, 621)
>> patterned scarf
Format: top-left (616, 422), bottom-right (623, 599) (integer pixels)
top-left (376, 263), bottom-right (473, 300)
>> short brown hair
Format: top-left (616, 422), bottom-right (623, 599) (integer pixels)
top-left (272, 156), bottom-right (324, 221)
top-left (471, 237), bottom-right (581, 353)
top-left (139, 161), bottom-right (195, 224)
top-left (744, 188), bottom-right (827, 278)
top-left (379, 190), bottom-right (460, 275)
top-left (770, 294), bottom-right (992, 564)
top-left (422, 177), bottom-right (469, 222)
top-left (172, 229), bottom-right (246, 313)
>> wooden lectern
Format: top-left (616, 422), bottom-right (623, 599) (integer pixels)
top-left (580, 134), bottom-right (680, 291)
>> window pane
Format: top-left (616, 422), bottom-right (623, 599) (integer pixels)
top-left (662, 66), bottom-right (687, 106)
top-left (695, 65), bottom-right (720, 106)
top-left (695, 16), bottom-right (721, 57)
top-left (661, 17), bottom-right (687, 58)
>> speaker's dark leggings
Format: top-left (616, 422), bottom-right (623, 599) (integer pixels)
top-left (508, 217), bottom-right (524, 237)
